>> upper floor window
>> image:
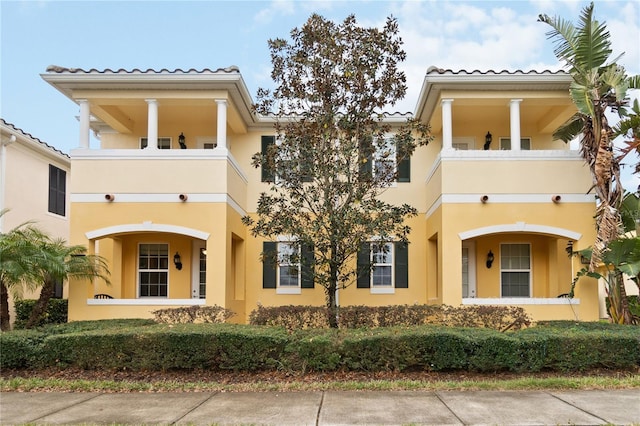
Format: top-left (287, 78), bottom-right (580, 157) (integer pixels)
top-left (48, 165), bottom-right (66, 216)
top-left (360, 136), bottom-right (410, 183)
top-left (500, 137), bottom-right (531, 150)
top-left (140, 137), bottom-right (171, 149)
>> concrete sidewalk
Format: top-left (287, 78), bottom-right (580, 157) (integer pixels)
top-left (1, 389), bottom-right (638, 425)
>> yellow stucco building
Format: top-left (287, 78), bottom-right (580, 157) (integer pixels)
top-left (41, 66), bottom-right (598, 323)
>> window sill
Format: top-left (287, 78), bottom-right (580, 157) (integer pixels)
top-left (371, 287), bottom-right (395, 294)
top-left (276, 287), bottom-right (302, 295)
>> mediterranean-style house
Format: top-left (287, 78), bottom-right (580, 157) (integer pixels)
top-left (41, 65), bottom-right (599, 323)
top-left (1, 119), bottom-right (71, 324)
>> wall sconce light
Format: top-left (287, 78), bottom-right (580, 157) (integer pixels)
top-left (484, 131), bottom-right (492, 150)
top-left (173, 252), bottom-right (183, 270)
top-left (486, 250), bottom-right (495, 268)
top-left (178, 132), bottom-right (187, 149)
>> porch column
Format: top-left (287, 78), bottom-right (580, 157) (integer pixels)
top-left (509, 99), bottom-right (522, 151)
top-left (78, 99), bottom-right (90, 149)
top-left (145, 99), bottom-right (158, 149)
top-left (215, 99), bottom-right (227, 150)
top-left (441, 99), bottom-right (454, 151)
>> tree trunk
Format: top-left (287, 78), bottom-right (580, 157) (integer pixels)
top-left (0, 281), bottom-right (11, 331)
top-left (25, 277), bottom-right (55, 329)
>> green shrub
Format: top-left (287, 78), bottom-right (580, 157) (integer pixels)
top-left (249, 304), bottom-right (531, 332)
top-left (14, 299), bottom-right (68, 329)
top-left (2, 320), bottom-right (637, 373)
top-left (152, 306), bottom-right (235, 324)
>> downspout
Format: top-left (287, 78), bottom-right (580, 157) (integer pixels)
top-left (0, 134), bottom-right (16, 232)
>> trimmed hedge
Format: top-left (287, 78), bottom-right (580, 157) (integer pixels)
top-left (1, 320), bottom-right (638, 373)
top-left (14, 299), bottom-right (68, 329)
top-left (249, 304), bottom-right (531, 332)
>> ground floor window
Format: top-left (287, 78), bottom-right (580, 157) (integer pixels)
top-left (139, 243), bottom-right (169, 297)
top-left (262, 241), bottom-right (314, 291)
top-left (371, 242), bottom-right (394, 288)
top-left (357, 241), bottom-right (408, 292)
top-left (199, 247), bottom-right (206, 299)
top-left (278, 242), bottom-right (300, 288)
top-left (500, 243), bottom-right (530, 297)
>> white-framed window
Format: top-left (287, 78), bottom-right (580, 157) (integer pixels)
top-left (499, 137), bottom-right (531, 150)
top-left (373, 137), bottom-right (396, 180)
top-left (140, 137), bottom-right (171, 149)
top-left (278, 242), bottom-right (301, 289)
top-left (138, 243), bottom-right (169, 297)
top-left (452, 137), bottom-right (475, 150)
top-left (500, 243), bottom-right (531, 297)
top-left (371, 242), bottom-right (394, 289)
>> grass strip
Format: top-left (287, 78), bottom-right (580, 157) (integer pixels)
top-left (2, 375), bottom-right (639, 393)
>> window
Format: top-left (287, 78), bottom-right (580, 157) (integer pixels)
top-left (278, 242), bottom-right (300, 288)
top-left (262, 241), bottom-right (314, 290)
top-left (48, 165), bottom-right (66, 216)
top-left (357, 241), bottom-right (408, 292)
top-left (500, 243), bottom-right (531, 297)
top-left (499, 137), bottom-right (531, 150)
top-left (372, 242), bottom-right (393, 287)
top-left (138, 243), bottom-right (169, 297)
top-left (360, 136), bottom-right (410, 182)
top-left (140, 137), bottom-right (171, 149)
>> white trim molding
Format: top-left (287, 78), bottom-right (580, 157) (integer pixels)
top-left (87, 298), bottom-right (206, 306)
top-left (86, 222), bottom-right (210, 240)
top-left (463, 297), bottom-right (579, 305)
top-left (458, 222), bottom-right (581, 241)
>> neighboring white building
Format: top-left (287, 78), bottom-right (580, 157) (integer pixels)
top-left (1, 119), bottom-right (70, 324)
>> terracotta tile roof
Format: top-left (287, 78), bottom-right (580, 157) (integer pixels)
top-left (425, 67), bottom-right (568, 76)
top-left (0, 118), bottom-right (69, 158)
top-left (45, 65), bottom-right (241, 75)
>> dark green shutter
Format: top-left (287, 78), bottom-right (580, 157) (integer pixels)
top-left (397, 154), bottom-right (410, 182)
top-left (301, 243), bottom-right (315, 288)
top-left (262, 242), bottom-right (277, 288)
top-left (357, 243), bottom-right (371, 288)
top-left (261, 136), bottom-right (275, 182)
top-left (359, 137), bottom-right (373, 181)
top-left (394, 242), bottom-right (408, 288)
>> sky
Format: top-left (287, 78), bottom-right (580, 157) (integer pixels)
top-left (1, 0), bottom-right (639, 189)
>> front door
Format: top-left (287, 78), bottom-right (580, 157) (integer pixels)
top-left (191, 242), bottom-right (206, 299)
top-left (462, 242), bottom-right (476, 298)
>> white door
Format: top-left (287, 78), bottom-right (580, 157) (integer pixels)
top-left (462, 242), bottom-right (476, 298)
top-left (191, 242), bottom-right (206, 299)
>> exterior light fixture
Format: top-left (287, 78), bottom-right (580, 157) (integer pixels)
top-left (484, 132), bottom-right (492, 150)
top-left (173, 252), bottom-right (183, 270)
top-left (178, 132), bottom-right (186, 149)
top-left (486, 250), bottom-right (495, 268)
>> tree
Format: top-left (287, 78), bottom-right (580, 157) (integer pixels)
top-left (243, 14), bottom-right (430, 327)
top-left (25, 238), bottom-right (109, 329)
top-left (539, 3), bottom-right (639, 323)
top-left (0, 212), bottom-right (44, 331)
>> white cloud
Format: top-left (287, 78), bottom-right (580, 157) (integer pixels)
top-left (253, 0), bottom-right (297, 25)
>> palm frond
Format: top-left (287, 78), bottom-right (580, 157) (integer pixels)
top-left (575, 3), bottom-right (612, 71)
top-left (552, 113), bottom-right (586, 142)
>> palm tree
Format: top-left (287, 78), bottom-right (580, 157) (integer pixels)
top-left (539, 3), bottom-right (639, 324)
top-left (25, 238), bottom-right (110, 329)
top-left (0, 212), bottom-right (45, 331)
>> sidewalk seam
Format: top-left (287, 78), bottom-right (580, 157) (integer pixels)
top-left (315, 390), bottom-right (325, 426)
top-left (169, 391), bottom-right (219, 425)
top-left (27, 392), bottom-right (102, 423)
top-left (434, 391), bottom-right (466, 425)
top-left (547, 391), bottom-right (610, 425)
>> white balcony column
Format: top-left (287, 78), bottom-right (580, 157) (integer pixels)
top-left (145, 99), bottom-right (159, 149)
top-left (78, 99), bottom-right (91, 149)
top-left (441, 98), bottom-right (454, 151)
top-left (215, 99), bottom-right (227, 150)
top-left (509, 99), bottom-right (523, 151)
